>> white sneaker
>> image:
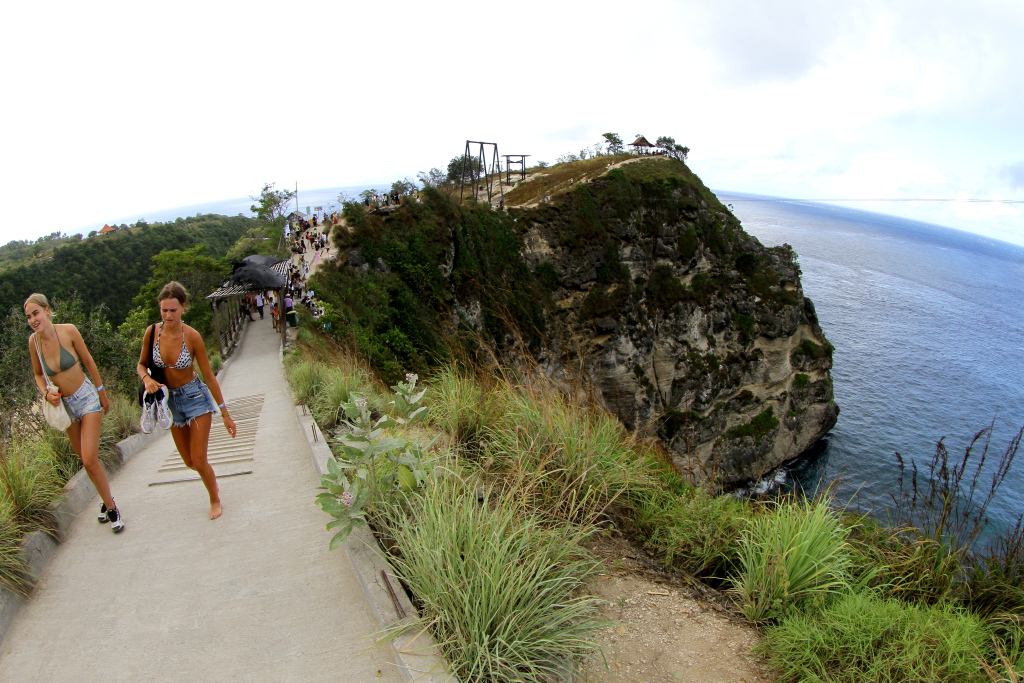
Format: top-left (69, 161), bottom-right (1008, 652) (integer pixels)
top-left (106, 506), bottom-right (125, 533)
top-left (156, 390), bottom-right (172, 430)
top-left (140, 396), bottom-right (156, 434)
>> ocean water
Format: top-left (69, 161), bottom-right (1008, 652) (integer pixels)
top-left (717, 192), bottom-right (1024, 536)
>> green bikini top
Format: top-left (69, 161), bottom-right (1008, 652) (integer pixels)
top-left (38, 333), bottom-right (77, 377)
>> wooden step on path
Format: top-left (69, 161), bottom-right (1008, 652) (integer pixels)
top-left (149, 394), bottom-right (265, 486)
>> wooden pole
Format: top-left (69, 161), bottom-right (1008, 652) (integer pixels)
top-left (211, 299), bottom-right (223, 357)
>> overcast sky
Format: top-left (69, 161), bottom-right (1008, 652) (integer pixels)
top-left (2, 0), bottom-right (1021, 246)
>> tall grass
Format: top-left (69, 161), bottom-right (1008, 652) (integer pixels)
top-left (0, 442), bottom-right (63, 533)
top-left (380, 473), bottom-right (605, 683)
top-left (731, 498), bottom-right (854, 622)
top-left (428, 365), bottom-right (506, 452)
top-left (486, 387), bottom-right (665, 523)
top-left (759, 592), bottom-right (992, 682)
top-left (638, 485), bottom-right (754, 578)
top-left (0, 497), bottom-right (32, 596)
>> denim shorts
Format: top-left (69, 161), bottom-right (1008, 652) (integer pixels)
top-left (62, 378), bottom-right (101, 422)
top-left (167, 376), bottom-right (218, 427)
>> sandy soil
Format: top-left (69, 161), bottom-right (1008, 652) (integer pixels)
top-left (579, 537), bottom-right (771, 683)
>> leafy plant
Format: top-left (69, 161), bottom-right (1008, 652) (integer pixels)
top-left (315, 374), bottom-right (434, 549)
top-left (731, 498), bottom-right (855, 622)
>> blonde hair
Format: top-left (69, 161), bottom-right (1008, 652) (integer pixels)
top-left (158, 281), bottom-right (188, 307)
top-left (23, 293), bottom-right (51, 316)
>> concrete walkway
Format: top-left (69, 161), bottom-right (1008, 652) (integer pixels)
top-left (0, 319), bottom-right (402, 682)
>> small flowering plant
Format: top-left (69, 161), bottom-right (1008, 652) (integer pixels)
top-left (316, 378), bottom-right (436, 550)
top-left (391, 373), bottom-right (427, 424)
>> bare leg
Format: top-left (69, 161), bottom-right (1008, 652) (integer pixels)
top-left (67, 413), bottom-right (114, 510)
top-left (170, 415), bottom-right (221, 519)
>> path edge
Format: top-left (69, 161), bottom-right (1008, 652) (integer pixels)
top-left (0, 424), bottom-right (169, 647)
top-left (294, 405), bottom-right (455, 683)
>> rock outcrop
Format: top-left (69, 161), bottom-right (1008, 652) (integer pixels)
top-left (324, 156), bottom-right (838, 485)
top-left (506, 157), bottom-right (838, 484)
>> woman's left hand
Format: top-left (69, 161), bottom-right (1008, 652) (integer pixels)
top-left (223, 413), bottom-right (236, 438)
top-left (99, 389), bottom-right (110, 414)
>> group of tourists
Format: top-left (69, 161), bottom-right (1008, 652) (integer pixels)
top-left (25, 282), bottom-right (235, 531)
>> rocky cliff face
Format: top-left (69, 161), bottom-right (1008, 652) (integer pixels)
top-left (507, 157), bottom-right (838, 485)
top-left (327, 156), bottom-right (837, 485)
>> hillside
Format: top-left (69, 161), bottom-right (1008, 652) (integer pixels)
top-left (0, 215), bottom-right (257, 325)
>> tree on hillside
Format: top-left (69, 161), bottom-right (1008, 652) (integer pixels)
top-left (603, 132), bottom-right (624, 155)
top-left (391, 178), bottom-right (417, 196)
top-left (446, 155), bottom-right (483, 184)
top-left (656, 136), bottom-right (690, 162)
top-left (250, 183), bottom-right (296, 221)
top-left (417, 168), bottom-right (446, 189)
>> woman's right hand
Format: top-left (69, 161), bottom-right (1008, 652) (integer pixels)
top-left (45, 388), bottom-right (61, 406)
top-left (142, 376), bottom-right (164, 394)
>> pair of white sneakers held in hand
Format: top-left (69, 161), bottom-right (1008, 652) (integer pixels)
top-left (140, 388), bottom-right (172, 433)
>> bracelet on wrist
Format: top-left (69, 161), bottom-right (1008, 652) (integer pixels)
top-left (96, 385), bottom-right (104, 392)
top-left (218, 403), bottom-right (226, 409)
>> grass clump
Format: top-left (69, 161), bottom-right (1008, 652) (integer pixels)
top-left (759, 592), bottom-right (992, 682)
top-left (731, 498), bottom-right (853, 622)
top-left (428, 365), bottom-right (506, 452)
top-left (638, 485), bottom-right (754, 577)
top-left (380, 474), bottom-right (605, 683)
top-left (0, 442), bottom-right (63, 533)
top-left (794, 373), bottom-right (810, 388)
top-left (487, 387), bottom-right (665, 523)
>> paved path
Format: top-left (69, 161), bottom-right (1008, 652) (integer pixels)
top-left (0, 319), bottom-right (402, 682)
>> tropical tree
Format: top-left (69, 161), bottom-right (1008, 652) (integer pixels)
top-left (446, 155), bottom-right (483, 184)
top-left (602, 132), bottom-right (624, 155)
top-left (416, 168), bottom-right (446, 188)
top-left (656, 136), bottom-right (690, 162)
top-left (250, 183), bottom-right (296, 221)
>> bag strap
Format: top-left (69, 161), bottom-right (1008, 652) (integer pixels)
top-left (33, 333), bottom-right (58, 394)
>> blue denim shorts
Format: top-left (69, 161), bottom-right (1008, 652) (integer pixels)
top-left (62, 378), bottom-right (101, 422)
top-left (167, 376), bottom-right (218, 427)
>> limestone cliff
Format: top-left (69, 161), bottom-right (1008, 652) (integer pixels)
top-left (504, 157), bottom-right (838, 484)
top-left (325, 155), bottom-right (838, 485)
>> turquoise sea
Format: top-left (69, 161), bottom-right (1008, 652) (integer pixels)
top-left (718, 192), bottom-right (1024, 538)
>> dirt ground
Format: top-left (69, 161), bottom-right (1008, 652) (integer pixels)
top-left (579, 536), bottom-right (772, 683)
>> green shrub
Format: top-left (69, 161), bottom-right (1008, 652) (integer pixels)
top-left (534, 261), bottom-right (560, 291)
top-left (580, 283), bottom-right (628, 320)
top-left (731, 498), bottom-right (853, 622)
top-left (759, 592), bottom-right (991, 682)
top-left (734, 312), bottom-right (755, 343)
top-left (677, 226), bottom-right (699, 260)
top-left (794, 373), bottom-right (810, 388)
top-left (647, 265), bottom-right (687, 311)
top-left (724, 407), bottom-right (780, 443)
top-left (380, 474), bottom-right (605, 683)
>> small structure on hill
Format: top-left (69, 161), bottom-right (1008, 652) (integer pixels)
top-left (502, 155), bottom-right (530, 186)
top-left (286, 211), bottom-right (307, 229)
top-left (629, 136), bottom-right (657, 155)
top-left (98, 225), bottom-right (116, 235)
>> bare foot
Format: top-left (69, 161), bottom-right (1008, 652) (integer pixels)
top-left (210, 502), bottom-right (223, 519)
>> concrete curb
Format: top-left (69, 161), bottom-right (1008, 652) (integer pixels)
top-left (295, 406), bottom-right (455, 682)
top-left (0, 424), bottom-right (167, 647)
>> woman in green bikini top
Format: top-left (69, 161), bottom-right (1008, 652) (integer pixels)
top-left (25, 293), bottom-right (124, 532)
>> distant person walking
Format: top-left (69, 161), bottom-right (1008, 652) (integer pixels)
top-left (24, 293), bottom-right (124, 532)
top-left (138, 282), bottom-right (236, 520)
top-left (254, 292), bottom-right (265, 320)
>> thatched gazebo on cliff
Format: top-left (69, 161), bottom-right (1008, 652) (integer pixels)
top-left (629, 136), bottom-right (657, 156)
